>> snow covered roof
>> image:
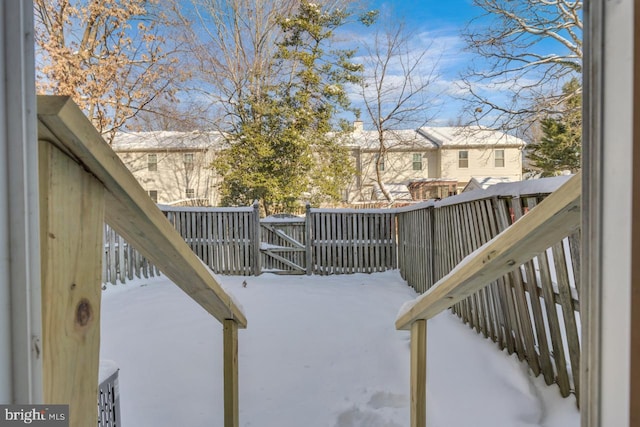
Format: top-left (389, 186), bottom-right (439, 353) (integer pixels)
top-left (111, 131), bottom-right (225, 151)
top-left (346, 125), bottom-right (526, 150)
top-left (347, 128), bottom-right (438, 150)
top-left (417, 126), bottom-right (526, 148)
top-left (462, 177), bottom-right (514, 192)
top-left (110, 125), bottom-right (526, 152)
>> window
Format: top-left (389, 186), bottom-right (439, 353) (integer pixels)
top-left (412, 153), bottom-right (422, 171)
top-left (184, 153), bottom-right (194, 171)
top-left (495, 149), bottom-right (505, 167)
top-left (458, 150), bottom-right (469, 168)
top-left (147, 153), bottom-right (157, 171)
top-left (148, 190), bottom-right (158, 203)
top-left (185, 188), bottom-right (195, 199)
top-left (375, 154), bottom-right (385, 171)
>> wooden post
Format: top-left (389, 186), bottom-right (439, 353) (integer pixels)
top-left (252, 200), bottom-right (261, 276)
top-left (223, 319), bottom-right (239, 427)
top-left (39, 141), bottom-right (104, 427)
top-left (428, 205), bottom-right (436, 289)
top-left (410, 320), bottom-right (427, 427)
top-left (305, 203), bottom-right (312, 275)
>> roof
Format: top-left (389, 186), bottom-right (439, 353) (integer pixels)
top-left (462, 177), bottom-right (513, 192)
top-left (417, 126), bottom-right (526, 148)
top-left (111, 131), bottom-right (224, 151)
top-left (347, 125), bottom-right (526, 151)
top-left (110, 125), bottom-right (526, 152)
top-left (348, 128), bottom-right (437, 150)
top-left (371, 182), bottom-right (414, 201)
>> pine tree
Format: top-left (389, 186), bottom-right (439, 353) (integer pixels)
top-left (527, 78), bottom-right (581, 176)
top-left (214, 1), bottom-right (371, 215)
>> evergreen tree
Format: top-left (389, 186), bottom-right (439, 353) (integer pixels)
top-left (527, 78), bottom-right (581, 176)
top-left (214, 1), bottom-right (371, 215)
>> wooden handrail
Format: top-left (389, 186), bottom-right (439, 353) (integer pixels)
top-left (37, 96), bottom-right (246, 328)
top-left (395, 173), bottom-right (582, 427)
top-left (396, 173), bottom-right (581, 331)
top-left (397, 174), bottom-right (581, 427)
top-left (37, 96), bottom-right (244, 427)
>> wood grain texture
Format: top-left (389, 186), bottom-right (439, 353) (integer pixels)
top-left (37, 96), bottom-right (246, 328)
top-left (39, 141), bottom-right (104, 427)
top-left (396, 173), bottom-right (581, 330)
top-left (224, 320), bottom-right (239, 427)
top-left (410, 320), bottom-right (427, 427)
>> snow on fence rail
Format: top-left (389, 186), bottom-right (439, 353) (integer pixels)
top-left (307, 208), bottom-right (397, 275)
top-left (395, 175), bottom-right (581, 403)
top-left (103, 205), bottom-right (400, 278)
top-left (163, 204), bottom-right (259, 276)
top-left (260, 214), bottom-right (307, 273)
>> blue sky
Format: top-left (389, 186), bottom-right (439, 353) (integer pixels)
top-left (171, 0), bottom-right (579, 132)
top-left (341, 0), bottom-right (481, 127)
top-left (374, 0), bottom-right (478, 27)
top-left (348, 0), bottom-right (582, 131)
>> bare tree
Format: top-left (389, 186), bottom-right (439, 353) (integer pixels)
top-left (34, 0), bottom-right (187, 143)
top-left (128, 97), bottom-right (213, 132)
top-left (176, 0), bottom-right (299, 132)
top-left (459, 0), bottom-right (582, 132)
top-left (178, 0), bottom-right (363, 133)
top-left (358, 21), bottom-right (441, 202)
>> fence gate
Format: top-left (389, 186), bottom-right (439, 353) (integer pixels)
top-left (260, 214), bottom-right (307, 274)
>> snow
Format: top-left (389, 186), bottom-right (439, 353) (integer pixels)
top-left (261, 215), bottom-right (305, 223)
top-left (435, 175), bottom-right (573, 207)
top-left (99, 360), bottom-right (119, 384)
top-left (158, 204), bottom-right (253, 213)
top-left (100, 271), bottom-right (579, 427)
top-left (111, 131), bottom-right (224, 151)
top-left (395, 235), bottom-right (496, 322)
top-left (259, 242), bottom-right (289, 250)
top-left (417, 126), bottom-right (527, 148)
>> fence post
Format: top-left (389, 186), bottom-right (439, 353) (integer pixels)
top-left (305, 203), bottom-right (312, 275)
top-left (252, 201), bottom-right (261, 276)
top-left (40, 141), bottom-right (104, 427)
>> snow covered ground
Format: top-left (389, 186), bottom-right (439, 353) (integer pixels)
top-left (100, 271), bottom-right (580, 427)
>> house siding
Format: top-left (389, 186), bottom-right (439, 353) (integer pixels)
top-left (116, 149), bottom-right (221, 205)
top-left (112, 126), bottom-right (525, 206)
top-left (439, 146), bottom-right (523, 189)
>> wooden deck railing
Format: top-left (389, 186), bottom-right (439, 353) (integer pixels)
top-left (395, 176), bottom-right (582, 400)
top-left (37, 96), bottom-right (246, 427)
top-left (395, 173), bottom-right (582, 427)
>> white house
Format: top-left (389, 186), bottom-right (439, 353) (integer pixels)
top-left (346, 123), bottom-right (525, 202)
top-left (111, 131), bottom-right (222, 206)
top-left (111, 124), bottom-right (525, 206)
